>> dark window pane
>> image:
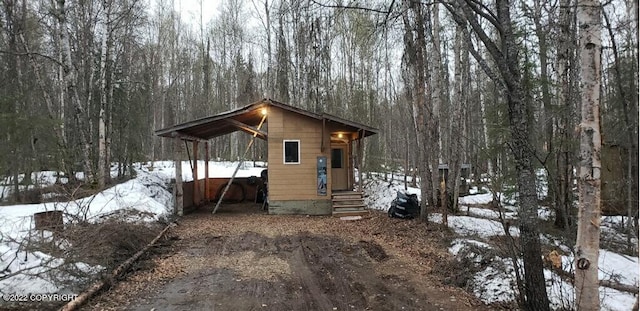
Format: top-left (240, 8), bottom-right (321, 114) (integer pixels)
top-left (284, 141), bottom-right (299, 163)
top-left (331, 148), bottom-right (343, 168)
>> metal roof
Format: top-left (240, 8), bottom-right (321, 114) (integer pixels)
top-left (155, 98), bottom-right (379, 141)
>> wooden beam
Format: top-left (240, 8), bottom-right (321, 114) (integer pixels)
top-left (205, 142), bottom-right (210, 202)
top-left (193, 141), bottom-right (199, 206)
top-left (225, 119), bottom-right (268, 140)
top-left (170, 131), bottom-right (208, 142)
top-left (174, 137), bottom-right (183, 216)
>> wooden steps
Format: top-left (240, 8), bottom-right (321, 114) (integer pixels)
top-left (332, 191), bottom-right (367, 217)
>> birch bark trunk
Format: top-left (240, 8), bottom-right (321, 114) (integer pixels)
top-left (574, 0), bottom-right (602, 307)
top-left (98, 2), bottom-right (110, 188)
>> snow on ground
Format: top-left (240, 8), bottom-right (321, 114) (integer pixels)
top-left (560, 249), bottom-right (639, 289)
top-left (459, 192), bottom-right (494, 205)
top-left (0, 165), bottom-right (174, 295)
top-left (448, 239), bottom-right (492, 256)
top-left (430, 214), bottom-right (520, 238)
top-left (363, 178), bottom-right (420, 212)
top-left (449, 237), bottom-right (637, 310)
top-left (0, 170), bottom-right (120, 202)
top-left (1, 167), bottom-right (634, 309)
top-left (600, 216), bottom-right (639, 253)
top-left (0, 161), bottom-right (264, 293)
top-left (148, 160), bottom-right (266, 182)
top-left (0, 161), bottom-right (266, 296)
top-left (363, 174), bottom-right (639, 310)
top-left (465, 206), bottom-right (518, 220)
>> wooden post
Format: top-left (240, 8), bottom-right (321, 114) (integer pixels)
top-left (357, 130), bottom-right (363, 193)
top-left (193, 141), bottom-right (199, 206)
top-left (348, 137), bottom-right (354, 188)
top-left (205, 142), bottom-right (210, 201)
top-left (174, 136), bottom-right (183, 216)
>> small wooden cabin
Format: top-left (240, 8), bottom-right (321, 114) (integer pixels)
top-left (155, 98), bottom-right (378, 216)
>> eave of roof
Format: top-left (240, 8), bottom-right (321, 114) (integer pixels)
top-left (155, 98), bottom-right (379, 141)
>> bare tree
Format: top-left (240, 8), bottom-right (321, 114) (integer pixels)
top-left (446, 18), bottom-right (468, 218)
top-left (554, 0), bottom-right (577, 231)
top-left (401, 0), bottom-right (436, 222)
top-left (574, 0), bottom-right (602, 307)
top-left (97, 0), bottom-right (113, 188)
top-left (55, 0), bottom-right (94, 183)
top-left (443, 0), bottom-right (552, 308)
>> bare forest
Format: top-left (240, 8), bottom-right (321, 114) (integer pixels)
top-left (0, 0), bottom-right (638, 310)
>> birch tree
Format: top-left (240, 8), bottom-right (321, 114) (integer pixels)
top-left (97, 0), bottom-right (113, 188)
top-left (574, 0), bottom-right (602, 307)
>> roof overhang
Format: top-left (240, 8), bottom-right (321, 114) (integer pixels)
top-left (154, 98), bottom-right (379, 141)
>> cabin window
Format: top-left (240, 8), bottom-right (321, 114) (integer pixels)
top-left (283, 140), bottom-right (300, 164)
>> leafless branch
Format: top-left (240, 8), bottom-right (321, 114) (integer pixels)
top-left (463, 0), bottom-right (502, 31)
top-left (0, 49), bottom-right (63, 67)
top-left (309, 0), bottom-right (394, 14)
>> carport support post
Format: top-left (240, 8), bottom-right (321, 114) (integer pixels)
top-left (193, 141), bottom-right (199, 206)
top-left (174, 136), bottom-right (183, 216)
top-left (357, 131), bottom-right (363, 193)
top-left (205, 142), bottom-right (210, 201)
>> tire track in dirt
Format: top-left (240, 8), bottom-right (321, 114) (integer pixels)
top-left (83, 211), bottom-right (491, 311)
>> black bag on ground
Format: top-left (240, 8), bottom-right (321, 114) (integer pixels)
top-left (388, 191), bottom-right (420, 219)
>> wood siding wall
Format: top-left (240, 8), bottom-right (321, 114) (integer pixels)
top-left (183, 177), bottom-right (262, 209)
top-left (267, 107), bottom-right (332, 201)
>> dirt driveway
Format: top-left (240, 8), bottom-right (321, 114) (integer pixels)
top-left (85, 207), bottom-right (489, 311)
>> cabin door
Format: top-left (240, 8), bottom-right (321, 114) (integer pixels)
top-left (331, 145), bottom-right (349, 190)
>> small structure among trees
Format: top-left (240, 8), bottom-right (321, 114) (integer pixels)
top-left (155, 98), bottom-right (378, 216)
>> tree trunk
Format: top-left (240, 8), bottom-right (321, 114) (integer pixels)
top-left (447, 23), bottom-right (467, 215)
top-left (18, 33), bottom-right (68, 174)
top-left (555, 0), bottom-right (574, 230)
top-left (402, 0), bottom-right (434, 222)
top-left (574, 0), bottom-right (602, 308)
top-left (97, 7), bottom-right (108, 188)
top-left (447, 0), bottom-right (552, 308)
top-left (428, 3), bottom-right (443, 210)
top-left (56, 0), bottom-right (93, 183)
top-left (496, 0), bottom-right (551, 305)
